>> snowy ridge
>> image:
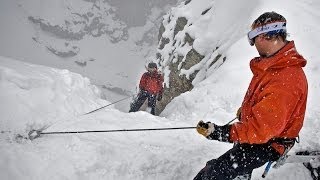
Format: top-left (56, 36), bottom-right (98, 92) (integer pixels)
top-left (0, 56), bottom-right (107, 135)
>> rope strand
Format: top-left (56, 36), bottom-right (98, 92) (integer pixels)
top-left (40, 127), bottom-right (196, 135)
top-left (83, 94), bottom-right (136, 115)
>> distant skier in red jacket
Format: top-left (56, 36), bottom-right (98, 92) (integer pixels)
top-left (129, 62), bottom-right (164, 115)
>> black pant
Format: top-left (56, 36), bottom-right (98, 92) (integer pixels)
top-left (194, 143), bottom-right (281, 180)
top-left (129, 91), bottom-right (157, 115)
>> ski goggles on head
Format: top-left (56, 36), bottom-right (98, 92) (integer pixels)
top-left (247, 21), bottom-right (287, 46)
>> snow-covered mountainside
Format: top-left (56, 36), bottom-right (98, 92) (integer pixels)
top-left (155, 0), bottom-right (261, 112)
top-left (0, 0), bottom-right (179, 111)
top-left (160, 0), bottom-right (320, 152)
top-left (0, 0), bottom-right (320, 179)
top-left (155, 0), bottom-right (320, 115)
top-left (0, 56), bottom-right (216, 180)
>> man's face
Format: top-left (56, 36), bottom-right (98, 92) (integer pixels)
top-left (148, 67), bottom-right (157, 72)
top-left (254, 33), bottom-right (275, 57)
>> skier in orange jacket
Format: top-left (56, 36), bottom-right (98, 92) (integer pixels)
top-left (194, 11), bottom-right (308, 180)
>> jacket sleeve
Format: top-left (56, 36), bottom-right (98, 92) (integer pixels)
top-left (229, 80), bottom-right (302, 144)
top-left (139, 73), bottom-right (147, 91)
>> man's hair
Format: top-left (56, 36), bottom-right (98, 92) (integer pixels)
top-left (252, 11), bottom-right (287, 40)
top-left (148, 62), bottom-right (157, 69)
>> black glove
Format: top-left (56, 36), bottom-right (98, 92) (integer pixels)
top-left (157, 94), bottom-right (162, 101)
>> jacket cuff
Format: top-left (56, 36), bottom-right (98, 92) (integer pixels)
top-left (207, 124), bottom-right (232, 142)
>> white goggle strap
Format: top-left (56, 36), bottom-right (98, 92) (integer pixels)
top-left (247, 21), bottom-right (287, 40)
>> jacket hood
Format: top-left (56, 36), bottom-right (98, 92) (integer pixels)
top-left (250, 41), bottom-right (307, 75)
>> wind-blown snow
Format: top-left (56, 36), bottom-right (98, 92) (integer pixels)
top-left (0, 0), bottom-right (320, 180)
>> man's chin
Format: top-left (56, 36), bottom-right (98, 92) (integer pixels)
top-left (258, 52), bottom-right (267, 58)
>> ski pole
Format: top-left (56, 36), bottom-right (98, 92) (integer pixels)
top-left (262, 161), bottom-right (272, 178)
top-left (262, 142), bottom-right (295, 178)
top-left (28, 127), bottom-right (196, 140)
top-left (83, 94), bottom-right (136, 115)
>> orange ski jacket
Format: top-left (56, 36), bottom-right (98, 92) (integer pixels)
top-left (229, 41), bottom-right (308, 154)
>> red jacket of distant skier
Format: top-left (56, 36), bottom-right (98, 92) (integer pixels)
top-left (139, 72), bottom-right (164, 95)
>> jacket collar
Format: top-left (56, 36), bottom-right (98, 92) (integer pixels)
top-left (146, 71), bottom-right (159, 77)
top-left (250, 41), bottom-right (306, 75)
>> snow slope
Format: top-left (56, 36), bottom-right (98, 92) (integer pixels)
top-left (0, 0), bottom-right (179, 112)
top-left (0, 56), bottom-right (230, 180)
top-left (1, 0), bottom-right (320, 180)
top-left (0, 56), bottom-right (107, 135)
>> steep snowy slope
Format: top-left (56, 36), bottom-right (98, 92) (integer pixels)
top-left (0, 56), bottom-right (107, 135)
top-left (0, 56), bottom-right (231, 180)
top-left (0, 0), bottom-right (179, 111)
